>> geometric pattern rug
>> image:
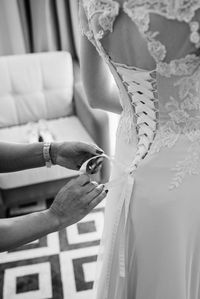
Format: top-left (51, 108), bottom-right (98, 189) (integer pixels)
top-left (0, 198), bottom-right (105, 299)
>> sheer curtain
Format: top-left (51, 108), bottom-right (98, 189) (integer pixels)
top-left (0, 0), bottom-right (80, 59)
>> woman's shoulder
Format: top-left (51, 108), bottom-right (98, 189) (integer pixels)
top-left (80, 0), bottom-right (120, 41)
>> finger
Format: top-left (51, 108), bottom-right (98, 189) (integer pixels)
top-left (85, 156), bottom-right (104, 174)
top-left (78, 142), bottom-right (104, 156)
top-left (77, 173), bottom-right (91, 186)
top-left (79, 155), bottom-right (102, 174)
top-left (81, 181), bottom-right (99, 194)
top-left (83, 184), bottom-right (105, 204)
top-left (90, 161), bottom-right (103, 174)
top-left (89, 156), bottom-right (104, 169)
top-left (88, 189), bottom-right (108, 210)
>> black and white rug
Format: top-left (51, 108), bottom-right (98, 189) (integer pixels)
top-left (0, 199), bottom-right (105, 299)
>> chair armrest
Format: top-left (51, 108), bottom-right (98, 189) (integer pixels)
top-left (74, 81), bottom-right (110, 181)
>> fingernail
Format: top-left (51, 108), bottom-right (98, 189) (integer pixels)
top-left (96, 149), bottom-right (104, 154)
top-left (97, 184), bottom-right (104, 189)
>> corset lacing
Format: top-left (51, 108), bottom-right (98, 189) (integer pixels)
top-left (115, 64), bottom-right (159, 173)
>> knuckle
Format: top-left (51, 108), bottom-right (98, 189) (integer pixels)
top-left (101, 192), bottom-right (107, 198)
top-left (87, 182), bottom-right (97, 191)
top-left (99, 190), bottom-right (107, 198)
top-left (96, 184), bottom-right (104, 192)
top-left (97, 191), bottom-right (105, 199)
top-left (77, 190), bottom-right (84, 198)
top-left (94, 187), bottom-right (100, 194)
top-left (69, 178), bottom-right (78, 188)
top-left (79, 173), bottom-right (90, 184)
top-left (69, 184), bottom-right (77, 192)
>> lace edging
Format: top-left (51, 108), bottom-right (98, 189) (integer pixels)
top-left (82, 0), bottom-right (120, 40)
top-left (124, 0), bottom-right (200, 23)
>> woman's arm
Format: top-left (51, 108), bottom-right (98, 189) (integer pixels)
top-left (80, 34), bottom-right (122, 114)
top-left (0, 174), bottom-right (107, 252)
top-left (0, 142), bottom-right (45, 173)
top-left (0, 141), bottom-right (104, 173)
top-left (0, 210), bottom-right (57, 252)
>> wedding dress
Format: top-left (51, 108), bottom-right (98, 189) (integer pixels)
top-left (80, 1), bottom-right (200, 298)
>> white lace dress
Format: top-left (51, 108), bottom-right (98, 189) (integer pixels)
top-left (80, 1), bottom-right (200, 298)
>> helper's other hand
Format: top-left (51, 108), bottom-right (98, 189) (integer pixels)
top-left (48, 174), bottom-right (108, 229)
top-left (50, 141), bottom-right (104, 171)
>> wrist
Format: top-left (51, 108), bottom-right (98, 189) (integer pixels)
top-left (49, 142), bottom-right (58, 165)
top-left (43, 209), bottom-right (61, 231)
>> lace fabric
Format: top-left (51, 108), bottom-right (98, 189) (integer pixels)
top-left (124, 0), bottom-right (200, 23)
top-left (123, 0), bottom-right (200, 75)
top-left (81, 0), bottom-right (200, 76)
top-left (157, 54), bottom-right (200, 77)
top-left (80, 0), bottom-right (120, 40)
top-left (150, 63), bottom-right (200, 189)
top-left (80, 0), bottom-right (200, 189)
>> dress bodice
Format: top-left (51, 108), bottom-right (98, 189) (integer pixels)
top-left (81, 0), bottom-right (200, 73)
top-left (80, 0), bottom-right (200, 189)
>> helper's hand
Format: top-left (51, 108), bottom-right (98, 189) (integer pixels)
top-left (48, 174), bottom-right (108, 229)
top-left (50, 141), bottom-right (104, 171)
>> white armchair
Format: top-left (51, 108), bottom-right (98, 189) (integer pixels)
top-left (0, 51), bottom-right (110, 216)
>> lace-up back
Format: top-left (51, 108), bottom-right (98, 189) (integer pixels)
top-left (81, 0), bottom-right (200, 188)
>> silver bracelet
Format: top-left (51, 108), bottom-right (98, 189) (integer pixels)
top-left (43, 142), bottom-right (52, 168)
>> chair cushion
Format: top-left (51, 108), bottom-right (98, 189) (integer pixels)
top-left (0, 117), bottom-right (94, 189)
top-left (0, 52), bottom-right (74, 128)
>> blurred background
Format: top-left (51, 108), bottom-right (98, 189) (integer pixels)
top-left (0, 0), bottom-right (119, 151)
top-left (0, 0), bottom-right (79, 57)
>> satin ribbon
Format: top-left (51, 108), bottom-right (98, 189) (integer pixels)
top-left (79, 153), bottom-right (128, 189)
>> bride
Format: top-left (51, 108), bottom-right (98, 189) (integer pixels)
top-left (79, 1), bottom-right (200, 298)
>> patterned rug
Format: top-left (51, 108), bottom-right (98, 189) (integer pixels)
top-left (0, 198), bottom-right (105, 299)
